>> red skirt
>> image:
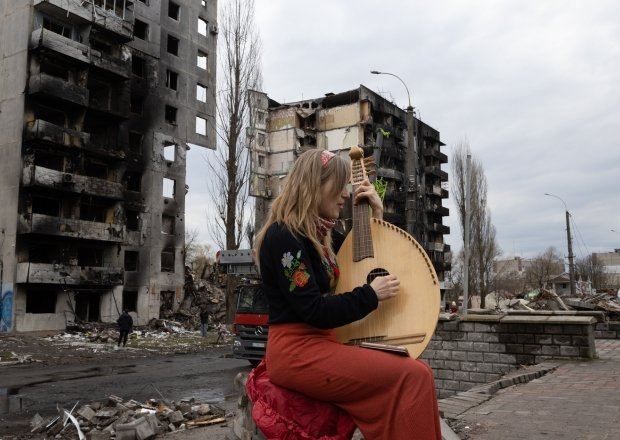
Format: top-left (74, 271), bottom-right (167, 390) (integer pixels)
top-left (266, 323), bottom-right (442, 440)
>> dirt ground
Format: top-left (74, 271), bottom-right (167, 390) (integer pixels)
top-left (0, 326), bottom-right (246, 440)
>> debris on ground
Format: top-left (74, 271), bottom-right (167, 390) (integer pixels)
top-left (29, 395), bottom-right (229, 440)
top-left (482, 288), bottom-right (620, 317)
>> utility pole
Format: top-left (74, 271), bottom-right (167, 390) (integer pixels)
top-left (545, 193), bottom-right (576, 296)
top-left (565, 210), bottom-right (576, 296)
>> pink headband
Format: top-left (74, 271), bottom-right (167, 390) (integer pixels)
top-left (320, 150), bottom-right (335, 167)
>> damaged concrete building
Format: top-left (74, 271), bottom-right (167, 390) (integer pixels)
top-left (246, 86), bottom-right (451, 293)
top-left (0, 0), bottom-right (217, 332)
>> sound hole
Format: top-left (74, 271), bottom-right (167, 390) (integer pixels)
top-left (367, 268), bottom-right (389, 284)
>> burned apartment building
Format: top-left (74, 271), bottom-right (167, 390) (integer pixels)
top-left (0, 0), bottom-right (217, 333)
top-left (246, 86), bottom-right (451, 291)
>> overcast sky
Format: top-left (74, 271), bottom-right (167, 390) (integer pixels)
top-left (187, 0), bottom-right (620, 262)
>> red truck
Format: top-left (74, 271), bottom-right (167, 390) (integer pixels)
top-left (232, 282), bottom-right (268, 366)
top-left (216, 249), bottom-right (267, 366)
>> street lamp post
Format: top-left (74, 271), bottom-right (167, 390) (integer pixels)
top-left (544, 193), bottom-right (576, 296)
top-left (370, 70), bottom-right (414, 114)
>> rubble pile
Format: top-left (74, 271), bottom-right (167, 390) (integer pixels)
top-left (156, 267), bottom-right (227, 330)
top-left (564, 290), bottom-right (620, 314)
top-left (524, 289), bottom-right (570, 311)
top-left (29, 395), bottom-right (228, 440)
top-left (484, 289), bottom-right (620, 316)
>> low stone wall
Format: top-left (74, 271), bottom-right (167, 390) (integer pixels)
top-left (421, 312), bottom-right (599, 399)
top-left (595, 321), bottom-right (620, 339)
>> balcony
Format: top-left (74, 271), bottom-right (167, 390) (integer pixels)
top-left (28, 73), bottom-right (89, 107)
top-left (422, 146), bottom-right (448, 164)
top-left (89, 49), bottom-right (131, 79)
top-left (427, 242), bottom-right (446, 252)
top-left (22, 165), bottom-right (124, 199)
top-left (18, 213), bottom-right (125, 242)
top-left (430, 222), bottom-right (451, 235)
top-left (16, 262), bottom-right (123, 285)
top-left (426, 185), bottom-right (442, 198)
top-left (376, 167), bottom-right (404, 181)
top-left (30, 28), bottom-right (90, 64)
top-left (24, 119), bottom-right (90, 148)
top-left (380, 145), bottom-right (406, 161)
top-left (426, 203), bottom-right (449, 217)
top-left (88, 87), bottom-right (130, 119)
top-left (424, 165), bottom-right (448, 182)
top-left (33, 0), bottom-right (134, 42)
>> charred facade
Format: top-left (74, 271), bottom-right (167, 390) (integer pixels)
top-left (247, 86), bottom-right (450, 292)
top-left (0, 0), bottom-right (217, 332)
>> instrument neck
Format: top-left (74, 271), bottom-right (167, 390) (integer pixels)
top-left (352, 186), bottom-right (374, 262)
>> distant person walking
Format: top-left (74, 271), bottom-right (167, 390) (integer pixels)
top-left (117, 310), bottom-right (133, 348)
top-left (200, 309), bottom-right (209, 337)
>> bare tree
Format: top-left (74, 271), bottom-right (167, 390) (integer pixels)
top-left (524, 247), bottom-right (565, 290)
top-left (206, 0), bottom-right (262, 251)
top-left (185, 228), bottom-right (214, 278)
top-left (451, 140), bottom-right (501, 308)
top-left (575, 254), bottom-right (609, 291)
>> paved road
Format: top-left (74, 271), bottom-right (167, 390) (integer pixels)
top-left (453, 339), bottom-right (620, 440)
top-left (0, 346), bottom-right (251, 435)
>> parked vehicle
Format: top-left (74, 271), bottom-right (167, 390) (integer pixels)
top-left (215, 248), bottom-right (267, 365)
top-left (232, 282), bottom-right (268, 366)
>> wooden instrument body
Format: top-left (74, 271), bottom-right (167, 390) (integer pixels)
top-left (334, 218), bottom-right (440, 359)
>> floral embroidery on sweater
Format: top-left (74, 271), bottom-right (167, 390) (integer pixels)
top-left (281, 250), bottom-right (310, 292)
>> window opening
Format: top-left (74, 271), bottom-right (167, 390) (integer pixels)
top-left (197, 51), bottom-right (207, 69)
top-left (132, 55), bottom-right (146, 77)
top-left (134, 19), bottom-right (148, 40)
top-left (163, 178), bottom-right (175, 198)
top-left (165, 105), bottom-right (177, 124)
top-left (42, 16), bottom-right (72, 39)
top-left (78, 247), bottom-right (103, 266)
top-left (26, 288), bottom-right (57, 313)
top-left (125, 209), bottom-right (139, 231)
top-left (161, 250), bottom-right (175, 272)
top-left (163, 142), bottom-right (175, 161)
top-left (168, 1), bottom-right (180, 20)
top-left (32, 196), bottom-right (60, 216)
top-left (166, 70), bottom-right (178, 90)
top-left (74, 292), bottom-right (101, 322)
top-left (125, 171), bottom-right (142, 192)
top-left (198, 18), bottom-right (207, 36)
top-left (130, 93), bottom-right (144, 114)
top-left (123, 290), bottom-right (138, 312)
top-left (196, 116), bottom-right (206, 135)
top-left (129, 131), bottom-right (143, 154)
top-left (79, 199), bottom-right (107, 222)
top-left (162, 214), bottom-right (175, 234)
top-left (124, 250), bottom-right (139, 271)
top-left (196, 84), bottom-right (207, 102)
top-left (167, 35), bottom-right (179, 56)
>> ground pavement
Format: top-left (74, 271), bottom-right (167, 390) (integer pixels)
top-left (440, 339), bottom-right (620, 440)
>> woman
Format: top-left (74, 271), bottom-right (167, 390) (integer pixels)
top-left (253, 149), bottom-right (442, 440)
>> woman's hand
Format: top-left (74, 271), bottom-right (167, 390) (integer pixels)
top-left (354, 178), bottom-right (384, 219)
top-left (369, 274), bottom-right (400, 301)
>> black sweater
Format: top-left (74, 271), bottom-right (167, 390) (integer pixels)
top-left (259, 222), bottom-right (378, 329)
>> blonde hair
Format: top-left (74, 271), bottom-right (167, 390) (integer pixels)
top-left (254, 149), bottom-right (350, 263)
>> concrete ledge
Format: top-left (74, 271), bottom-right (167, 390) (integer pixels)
top-left (507, 310), bottom-right (606, 322)
top-left (458, 314), bottom-right (503, 322)
top-left (500, 315), bottom-right (596, 325)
